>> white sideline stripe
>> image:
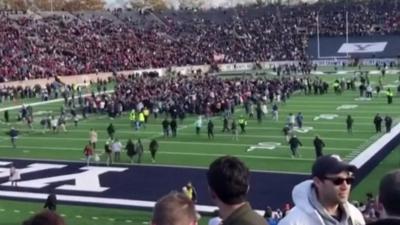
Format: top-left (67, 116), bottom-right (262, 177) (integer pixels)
top-left (0, 190), bottom-right (265, 214)
top-left (0, 145), bottom-right (317, 160)
top-left (0, 190), bottom-right (215, 213)
top-left (350, 123), bottom-right (400, 168)
top-left (0, 141), bottom-right (353, 151)
top-left (12, 132), bottom-right (365, 142)
top-left (0, 90), bottom-right (114, 112)
top-left (3, 126), bottom-right (375, 134)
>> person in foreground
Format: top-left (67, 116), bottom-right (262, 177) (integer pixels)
top-left (279, 154), bottom-right (365, 225)
top-left (207, 155), bottom-right (266, 225)
top-left (368, 169), bottom-right (400, 225)
top-left (151, 192), bottom-right (198, 225)
top-left (22, 211), bottom-right (65, 225)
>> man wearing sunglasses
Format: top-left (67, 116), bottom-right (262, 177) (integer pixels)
top-left (279, 155), bottom-right (365, 225)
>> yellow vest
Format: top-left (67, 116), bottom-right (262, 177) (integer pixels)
top-left (139, 113), bottom-right (145, 122)
top-left (143, 109), bottom-right (150, 116)
top-left (129, 112), bottom-right (136, 121)
top-left (183, 187), bottom-right (193, 200)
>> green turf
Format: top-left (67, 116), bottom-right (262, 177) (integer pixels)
top-left (1, 67), bottom-right (400, 224)
top-left (1, 73), bottom-right (399, 172)
top-left (0, 198), bottom-right (211, 225)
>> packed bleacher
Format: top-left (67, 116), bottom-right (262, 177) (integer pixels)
top-left (0, 0), bottom-right (399, 82)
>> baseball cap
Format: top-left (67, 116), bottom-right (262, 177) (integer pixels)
top-left (312, 155), bottom-right (357, 178)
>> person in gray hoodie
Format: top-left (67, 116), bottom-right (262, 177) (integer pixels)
top-left (279, 155), bottom-right (365, 225)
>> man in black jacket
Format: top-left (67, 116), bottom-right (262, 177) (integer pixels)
top-left (289, 135), bottom-right (302, 158)
top-left (9, 127), bottom-right (19, 149)
top-left (384, 115), bottom-right (393, 133)
top-left (170, 118), bottom-right (178, 137)
top-left (313, 135), bottom-right (326, 158)
top-left (44, 192), bottom-right (57, 211)
top-left (162, 118), bottom-right (170, 137)
top-left (368, 169), bottom-right (400, 225)
top-left (208, 120), bottom-right (214, 140)
top-left (374, 114), bottom-right (383, 133)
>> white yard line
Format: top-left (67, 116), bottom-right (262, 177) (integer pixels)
top-left (0, 140), bottom-right (353, 151)
top-left (0, 90), bottom-right (114, 112)
top-left (2, 129), bottom-right (366, 142)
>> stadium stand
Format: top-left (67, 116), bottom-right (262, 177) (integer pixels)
top-left (0, 0), bottom-right (399, 82)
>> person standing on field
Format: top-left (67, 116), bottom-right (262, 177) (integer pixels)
top-left (288, 135), bottom-right (302, 158)
top-left (83, 142), bottom-right (94, 166)
top-left (89, 128), bottom-right (98, 151)
top-left (149, 139), bottom-right (159, 163)
top-left (346, 115), bottom-right (353, 134)
top-left (313, 135), bottom-right (326, 158)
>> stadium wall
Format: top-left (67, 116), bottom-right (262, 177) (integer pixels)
top-left (0, 58), bottom-right (398, 88)
top-left (351, 123), bottom-right (400, 186)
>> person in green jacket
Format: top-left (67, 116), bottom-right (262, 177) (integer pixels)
top-left (207, 156), bottom-right (266, 225)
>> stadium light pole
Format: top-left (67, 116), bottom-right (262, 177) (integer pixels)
top-left (316, 13), bottom-right (320, 59)
top-left (345, 11), bottom-right (349, 57)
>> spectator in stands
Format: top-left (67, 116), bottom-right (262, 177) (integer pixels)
top-left (0, 1), bottom-right (397, 82)
top-left (264, 206), bottom-right (279, 225)
top-left (207, 155), bottom-right (266, 225)
top-left (151, 192), bottom-right (197, 225)
top-left (208, 210), bottom-right (222, 225)
top-left (278, 154), bottom-right (365, 225)
top-left (22, 211), bottom-right (65, 225)
top-left (368, 169), bottom-right (400, 225)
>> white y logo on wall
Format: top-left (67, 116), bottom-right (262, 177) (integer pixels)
top-left (338, 42), bottom-right (387, 53)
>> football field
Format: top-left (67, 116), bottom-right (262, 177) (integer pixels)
top-left (1, 68), bottom-right (400, 224)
